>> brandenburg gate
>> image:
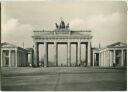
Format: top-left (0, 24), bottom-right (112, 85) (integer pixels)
top-left (32, 20), bottom-right (93, 67)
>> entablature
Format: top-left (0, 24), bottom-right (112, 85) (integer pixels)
top-left (32, 30), bottom-right (92, 37)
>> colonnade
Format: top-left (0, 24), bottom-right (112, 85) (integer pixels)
top-left (33, 41), bottom-right (91, 67)
top-left (99, 49), bottom-right (126, 67)
top-left (1, 49), bottom-right (28, 67)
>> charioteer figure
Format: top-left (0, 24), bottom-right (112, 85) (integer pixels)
top-left (55, 18), bottom-right (69, 30)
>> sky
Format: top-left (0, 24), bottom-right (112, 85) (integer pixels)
top-left (1, 1), bottom-right (127, 64)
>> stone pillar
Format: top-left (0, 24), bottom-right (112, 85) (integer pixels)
top-left (99, 53), bottom-right (101, 66)
top-left (67, 44), bottom-right (68, 66)
top-left (34, 42), bottom-right (39, 67)
top-left (75, 44), bottom-right (78, 66)
top-left (1, 50), bottom-right (3, 67)
top-left (121, 49), bottom-right (124, 66)
top-left (109, 51), bottom-right (112, 67)
top-left (15, 50), bottom-right (18, 67)
top-left (104, 51), bottom-right (106, 67)
top-left (44, 42), bottom-right (48, 67)
top-left (104, 51), bottom-right (107, 66)
top-left (113, 50), bottom-right (116, 64)
top-left (87, 42), bottom-right (91, 66)
top-left (106, 51), bottom-right (109, 67)
top-left (84, 44), bottom-right (86, 66)
top-left (103, 51), bottom-right (105, 67)
top-left (107, 51), bottom-right (110, 67)
top-left (9, 50), bottom-right (11, 67)
top-left (54, 42), bottom-right (58, 66)
top-left (105, 51), bottom-right (107, 66)
top-left (77, 42), bottom-right (81, 66)
top-left (102, 52), bottom-right (104, 66)
top-left (19, 52), bottom-right (21, 67)
top-left (23, 53), bottom-right (25, 66)
top-left (67, 42), bottom-right (71, 66)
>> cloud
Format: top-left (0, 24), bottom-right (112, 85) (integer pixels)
top-left (2, 18), bottom-right (34, 48)
top-left (70, 12), bottom-right (126, 47)
top-left (70, 18), bottom-right (86, 30)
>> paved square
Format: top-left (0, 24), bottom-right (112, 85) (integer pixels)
top-left (1, 67), bottom-right (127, 91)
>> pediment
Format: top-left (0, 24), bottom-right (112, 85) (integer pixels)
top-left (1, 42), bottom-right (18, 48)
top-left (107, 42), bottom-right (127, 48)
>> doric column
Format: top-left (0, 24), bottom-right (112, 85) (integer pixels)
top-left (77, 42), bottom-right (81, 66)
top-left (1, 50), bottom-right (3, 67)
top-left (107, 51), bottom-right (110, 67)
top-left (67, 42), bottom-right (71, 66)
top-left (34, 42), bottom-right (39, 67)
top-left (19, 52), bottom-right (21, 66)
top-left (102, 52), bottom-right (104, 66)
top-left (44, 42), bottom-right (48, 67)
top-left (113, 50), bottom-right (116, 64)
top-left (54, 42), bottom-right (58, 66)
top-left (9, 50), bottom-right (11, 67)
top-left (75, 44), bottom-right (78, 66)
top-left (121, 49), bottom-right (124, 66)
top-left (15, 50), bottom-right (18, 67)
top-left (105, 51), bottom-right (107, 66)
top-left (22, 52), bottom-right (25, 66)
top-left (104, 51), bottom-right (107, 67)
top-left (103, 51), bottom-right (105, 66)
top-left (109, 51), bottom-right (112, 67)
top-left (67, 43), bottom-right (68, 66)
top-left (104, 51), bottom-right (106, 66)
top-left (106, 51), bottom-right (109, 67)
top-left (87, 42), bottom-right (91, 66)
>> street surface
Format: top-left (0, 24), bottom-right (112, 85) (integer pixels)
top-left (1, 67), bottom-right (127, 91)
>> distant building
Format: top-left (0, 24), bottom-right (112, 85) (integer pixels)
top-left (92, 42), bottom-right (127, 67)
top-left (1, 42), bottom-right (29, 67)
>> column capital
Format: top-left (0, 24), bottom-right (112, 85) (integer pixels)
top-left (54, 42), bottom-right (57, 44)
top-left (67, 42), bottom-right (71, 44)
top-left (78, 42), bottom-right (81, 44)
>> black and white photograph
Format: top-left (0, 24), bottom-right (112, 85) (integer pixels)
top-left (1, 0), bottom-right (127, 91)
